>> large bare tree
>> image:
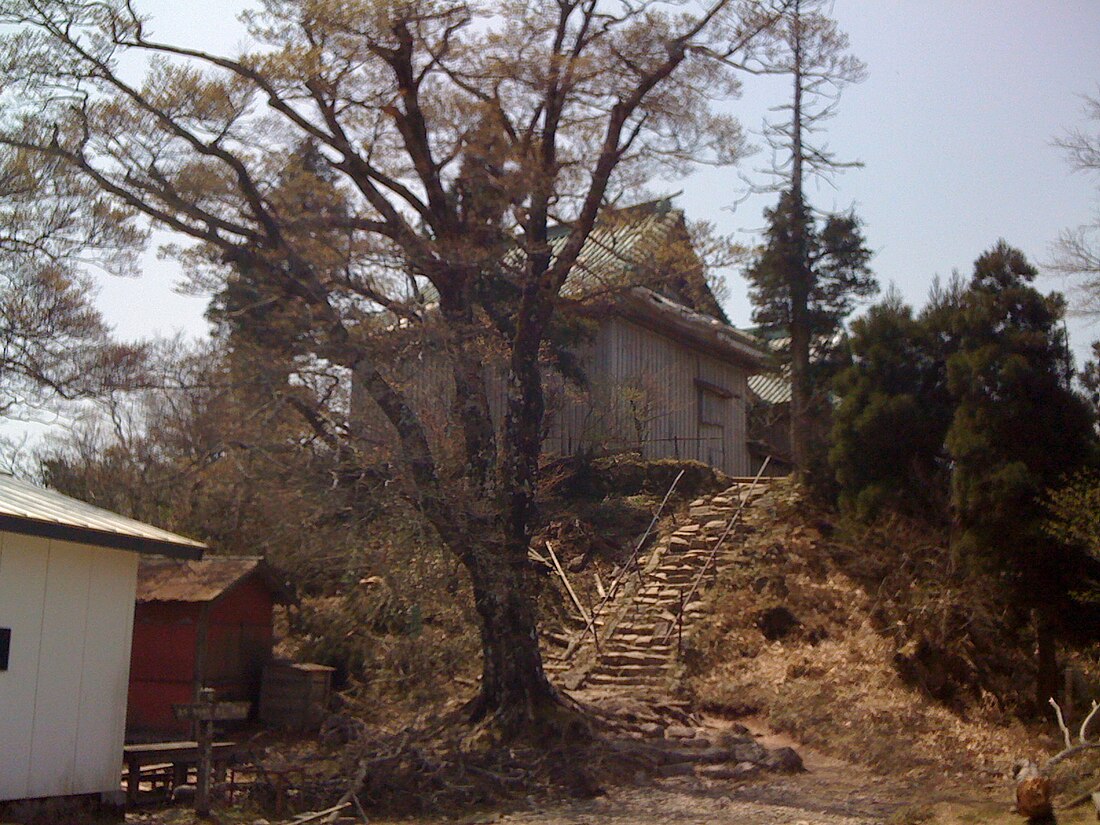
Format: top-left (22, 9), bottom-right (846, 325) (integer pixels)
top-left (0, 0), bottom-right (784, 733)
top-left (1052, 92), bottom-right (1100, 314)
top-left (0, 144), bottom-right (144, 431)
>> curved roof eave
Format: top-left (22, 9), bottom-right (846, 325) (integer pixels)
top-left (613, 288), bottom-right (770, 371)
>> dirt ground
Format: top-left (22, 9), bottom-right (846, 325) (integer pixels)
top-left (126, 719), bottom-right (1017, 825)
top-left (480, 736), bottom-right (934, 825)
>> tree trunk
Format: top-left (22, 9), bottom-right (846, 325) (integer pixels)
top-left (1036, 608), bottom-right (1060, 713)
top-left (787, 11), bottom-right (811, 472)
top-left (786, 191), bottom-right (813, 471)
top-left (473, 273), bottom-right (577, 735)
top-left (788, 281), bottom-right (812, 470)
top-left (464, 541), bottom-right (559, 732)
top-left (439, 288), bottom-right (497, 491)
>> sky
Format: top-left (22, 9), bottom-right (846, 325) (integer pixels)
top-left (89, 1), bottom-right (1100, 360)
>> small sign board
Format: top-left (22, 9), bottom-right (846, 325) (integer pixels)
top-left (173, 700), bottom-right (251, 722)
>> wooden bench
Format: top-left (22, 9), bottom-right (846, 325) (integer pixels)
top-left (122, 740), bottom-right (238, 805)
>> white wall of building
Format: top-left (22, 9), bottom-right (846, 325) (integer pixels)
top-left (0, 533), bottom-right (138, 801)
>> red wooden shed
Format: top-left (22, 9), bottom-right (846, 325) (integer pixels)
top-left (126, 556), bottom-right (292, 737)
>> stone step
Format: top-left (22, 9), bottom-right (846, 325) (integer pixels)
top-left (657, 565), bottom-right (706, 575)
top-left (600, 653), bottom-right (669, 665)
top-left (650, 571), bottom-right (700, 582)
top-left (585, 673), bottom-right (670, 687)
top-left (597, 651), bottom-right (670, 667)
top-left (613, 633), bottom-right (653, 644)
top-left (591, 666), bottom-right (672, 678)
top-left (602, 638), bottom-right (673, 649)
top-left (658, 744), bottom-right (764, 766)
top-left (597, 642), bottom-right (674, 654)
top-left (602, 641), bottom-right (673, 653)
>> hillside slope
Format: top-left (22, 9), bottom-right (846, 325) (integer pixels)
top-left (683, 477), bottom-right (1046, 784)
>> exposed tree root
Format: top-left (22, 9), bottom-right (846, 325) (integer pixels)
top-left (461, 682), bottom-right (595, 749)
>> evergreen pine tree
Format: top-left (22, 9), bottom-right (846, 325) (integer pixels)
top-left (829, 291), bottom-right (951, 518)
top-left (746, 189), bottom-right (875, 471)
top-left (946, 242), bottom-right (1095, 706)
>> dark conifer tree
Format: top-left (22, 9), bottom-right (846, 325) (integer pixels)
top-left (830, 292), bottom-right (948, 518)
top-left (746, 189), bottom-right (875, 471)
top-left (741, 0), bottom-right (870, 473)
top-left (946, 242), bottom-right (1095, 706)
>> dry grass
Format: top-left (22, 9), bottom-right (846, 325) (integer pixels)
top-left (685, 478), bottom-right (1045, 783)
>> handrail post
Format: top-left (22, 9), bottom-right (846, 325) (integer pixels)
top-left (661, 456), bottom-right (772, 644)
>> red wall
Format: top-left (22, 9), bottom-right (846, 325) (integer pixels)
top-left (126, 577), bottom-right (275, 737)
top-left (207, 579), bottom-right (274, 702)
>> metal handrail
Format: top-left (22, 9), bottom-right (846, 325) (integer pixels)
top-left (660, 456), bottom-right (772, 644)
top-left (567, 468), bottom-right (685, 656)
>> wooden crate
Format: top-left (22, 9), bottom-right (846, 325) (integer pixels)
top-left (259, 663), bottom-right (334, 730)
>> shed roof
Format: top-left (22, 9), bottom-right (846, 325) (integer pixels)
top-left (137, 556), bottom-right (293, 604)
top-left (0, 474), bottom-right (205, 559)
top-left (748, 371), bottom-right (792, 405)
top-left (743, 329), bottom-right (844, 406)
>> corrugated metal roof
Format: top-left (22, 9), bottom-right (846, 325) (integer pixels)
top-left (137, 556), bottom-right (290, 603)
top-left (748, 372), bottom-right (792, 405)
top-left (741, 330), bottom-right (843, 406)
top-left (417, 200), bottom-right (769, 366)
top-left (0, 474), bottom-right (205, 559)
top-left (492, 199), bottom-right (727, 320)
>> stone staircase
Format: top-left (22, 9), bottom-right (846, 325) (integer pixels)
top-left (544, 477), bottom-right (774, 694)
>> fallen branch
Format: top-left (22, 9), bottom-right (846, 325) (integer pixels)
top-left (351, 794), bottom-right (369, 823)
top-left (1044, 741), bottom-right (1100, 770)
top-left (1051, 696), bottom-right (1073, 750)
top-left (546, 541), bottom-right (596, 646)
top-left (334, 758), bottom-right (369, 809)
top-left (287, 802), bottom-right (351, 824)
top-left (1061, 781), bottom-right (1100, 810)
top-left (1080, 699), bottom-right (1100, 743)
top-left (1045, 698), bottom-right (1100, 770)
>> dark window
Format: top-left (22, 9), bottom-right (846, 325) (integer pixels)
top-left (696, 379), bottom-right (732, 426)
top-left (0, 627), bottom-right (10, 670)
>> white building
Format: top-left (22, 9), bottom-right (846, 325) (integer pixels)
top-left (0, 474), bottom-right (204, 808)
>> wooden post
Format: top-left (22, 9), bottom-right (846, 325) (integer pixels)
top-left (193, 602), bottom-right (211, 739)
top-left (196, 687), bottom-right (214, 818)
top-left (125, 754), bottom-right (140, 807)
top-left (172, 693), bottom-right (248, 816)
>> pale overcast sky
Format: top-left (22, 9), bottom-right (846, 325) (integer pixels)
top-left (92, 1), bottom-right (1100, 360)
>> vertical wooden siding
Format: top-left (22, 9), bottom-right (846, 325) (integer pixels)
top-left (542, 317), bottom-right (749, 476)
top-left (353, 316), bottom-right (752, 476)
